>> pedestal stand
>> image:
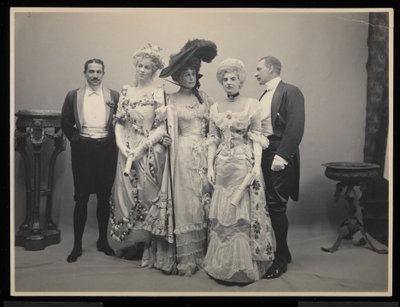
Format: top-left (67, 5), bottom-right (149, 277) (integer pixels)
top-left (321, 162), bottom-right (387, 254)
top-left (15, 110), bottom-right (66, 250)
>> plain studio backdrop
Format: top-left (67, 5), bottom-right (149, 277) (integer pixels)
top-left (11, 9), bottom-right (389, 294)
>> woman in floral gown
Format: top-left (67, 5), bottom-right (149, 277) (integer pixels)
top-left (158, 39), bottom-right (217, 276)
top-left (109, 45), bottom-right (171, 267)
top-left (204, 58), bottom-right (275, 284)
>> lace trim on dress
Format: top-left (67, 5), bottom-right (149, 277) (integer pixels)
top-left (176, 235), bottom-right (207, 247)
top-left (174, 222), bottom-right (208, 235)
top-left (176, 257), bottom-right (204, 276)
top-left (204, 231), bottom-right (259, 281)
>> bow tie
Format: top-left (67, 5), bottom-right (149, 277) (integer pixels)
top-left (88, 90), bottom-right (100, 96)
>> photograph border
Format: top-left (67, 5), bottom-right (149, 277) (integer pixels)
top-left (8, 5), bottom-right (396, 299)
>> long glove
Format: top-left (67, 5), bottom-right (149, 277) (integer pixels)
top-left (131, 126), bottom-right (165, 162)
top-left (230, 141), bottom-right (262, 206)
top-left (252, 141), bottom-right (262, 178)
top-left (207, 143), bottom-right (217, 185)
top-left (115, 122), bottom-right (131, 158)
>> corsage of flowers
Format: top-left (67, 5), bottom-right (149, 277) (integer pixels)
top-left (106, 100), bottom-right (116, 109)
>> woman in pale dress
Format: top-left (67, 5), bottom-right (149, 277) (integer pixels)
top-left (109, 45), bottom-right (171, 267)
top-left (204, 58), bottom-right (275, 284)
top-left (157, 39), bottom-right (217, 276)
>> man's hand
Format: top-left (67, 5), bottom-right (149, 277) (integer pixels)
top-left (271, 155), bottom-right (287, 171)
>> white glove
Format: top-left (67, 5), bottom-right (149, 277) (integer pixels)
top-left (115, 123), bottom-right (132, 159)
top-left (120, 145), bottom-right (132, 159)
top-left (271, 155), bottom-right (288, 171)
top-left (207, 167), bottom-right (216, 186)
top-left (208, 143), bottom-right (217, 185)
top-left (160, 133), bottom-right (172, 147)
top-left (154, 105), bottom-right (169, 122)
top-left (252, 142), bottom-right (262, 177)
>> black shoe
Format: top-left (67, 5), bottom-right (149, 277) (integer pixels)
top-left (97, 241), bottom-right (115, 256)
top-left (67, 248), bottom-right (82, 263)
top-left (264, 260), bottom-right (288, 279)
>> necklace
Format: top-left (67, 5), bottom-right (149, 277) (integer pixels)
top-left (227, 92), bottom-right (240, 101)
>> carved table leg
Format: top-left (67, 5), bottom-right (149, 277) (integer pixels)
top-left (43, 128), bottom-right (66, 245)
top-left (15, 129), bottom-right (33, 245)
top-left (23, 120), bottom-right (46, 250)
top-left (322, 181), bottom-right (388, 254)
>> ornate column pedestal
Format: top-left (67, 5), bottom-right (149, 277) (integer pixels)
top-left (321, 162), bottom-right (387, 254)
top-left (15, 110), bottom-right (66, 251)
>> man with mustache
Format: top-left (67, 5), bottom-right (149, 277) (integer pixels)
top-left (255, 56), bottom-right (305, 279)
top-left (61, 59), bottom-right (120, 263)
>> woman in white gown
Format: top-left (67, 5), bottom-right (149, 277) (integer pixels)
top-left (157, 39), bottom-right (217, 276)
top-left (204, 58), bottom-right (275, 284)
top-left (109, 45), bottom-right (171, 267)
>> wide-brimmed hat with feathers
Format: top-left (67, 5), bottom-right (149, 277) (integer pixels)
top-left (159, 39), bottom-right (217, 80)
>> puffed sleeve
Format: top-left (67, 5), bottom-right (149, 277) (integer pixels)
top-left (153, 86), bottom-right (168, 127)
top-left (206, 103), bottom-right (221, 147)
top-left (114, 85), bottom-right (130, 125)
top-left (201, 90), bottom-right (214, 107)
top-left (199, 90), bottom-right (214, 117)
top-left (153, 86), bottom-right (165, 109)
top-left (247, 99), bottom-right (269, 149)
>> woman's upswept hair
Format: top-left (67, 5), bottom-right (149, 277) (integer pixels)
top-left (216, 58), bottom-right (246, 88)
top-left (132, 44), bottom-right (165, 75)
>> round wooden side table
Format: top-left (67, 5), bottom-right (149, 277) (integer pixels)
top-left (321, 162), bottom-right (387, 254)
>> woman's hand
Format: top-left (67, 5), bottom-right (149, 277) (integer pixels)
top-left (251, 166), bottom-right (261, 178)
top-left (160, 133), bottom-right (172, 147)
top-left (119, 145), bottom-right (132, 159)
top-left (207, 167), bottom-right (216, 186)
top-left (155, 105), bottom-right (169, 122)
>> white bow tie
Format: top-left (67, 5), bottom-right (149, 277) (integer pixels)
top-left (88, 90), bottom-right (100, 96)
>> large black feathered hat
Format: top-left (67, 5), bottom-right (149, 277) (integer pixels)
top-left (159, 39), bottom-right (217, 79)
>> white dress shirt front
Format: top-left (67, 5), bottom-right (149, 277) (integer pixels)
top-left (260, 76), bottom-right (281, 137)
top-left (80, 85), bottom-right (108, 139)
top-left (260, 76), bottom-right (287, 165)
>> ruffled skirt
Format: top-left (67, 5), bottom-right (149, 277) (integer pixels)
top-left (173, 134), bottom-right (211, 276)
top-left (204, 146), bottom-right (274, 283)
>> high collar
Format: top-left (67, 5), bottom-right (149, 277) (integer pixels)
top-left (85, 83), bottom-right (103, 93)
top-left (265, 76), bottom-right (281, 91)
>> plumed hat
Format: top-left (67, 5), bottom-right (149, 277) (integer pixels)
top-left (159, 39), bottom-right (218, 79)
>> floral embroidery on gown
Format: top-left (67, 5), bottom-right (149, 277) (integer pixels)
top-left (165, 90), bottom-right (213, 276)
top-left (109, 85), bottom-right (168, 265)
top-left (204, 98), bottom-right (275, 284)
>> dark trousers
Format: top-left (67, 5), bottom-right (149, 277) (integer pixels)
top-left (70, 137), bottom-right (118, 249)
top-left (262, 139), bottom-right (293, 263)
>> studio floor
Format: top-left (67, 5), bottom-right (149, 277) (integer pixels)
top-left (12, 224), bottom-right (390, 296)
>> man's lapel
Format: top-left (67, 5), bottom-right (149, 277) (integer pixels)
top-left (271, 81), bottom-right (284, 126)
top-left (259, 88), bottom-right (269, 101)
top-left (74, 86), bottom-right (85, 130)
